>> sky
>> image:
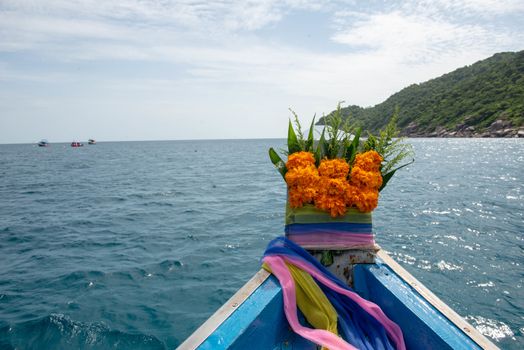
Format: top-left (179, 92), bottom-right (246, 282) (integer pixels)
top-left (1, 0), bottom-right (523, 143)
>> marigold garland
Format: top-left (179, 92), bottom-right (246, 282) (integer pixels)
top-left (284, 150), bottom-right (384, 216)
top-left (285, 152), bottom-right (320, 208)
top-left (348, 150), bottom-right (383, 213)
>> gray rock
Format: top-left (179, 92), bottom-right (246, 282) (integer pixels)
top-left (503, 128), bottom-right (516, 136)
top-left (489, 119), bottom-right (512, 131)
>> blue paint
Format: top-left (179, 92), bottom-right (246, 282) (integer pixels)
top-left (198, 261), bottom-right (482, 349)
top-left (197, 275), bottom-right (315, 350)
top-left (353, 261), bottom-right (481, 350)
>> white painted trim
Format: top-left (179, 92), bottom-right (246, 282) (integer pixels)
top-left (176, 269), bottom-right (271, 350)
top-left (377, 250), bottom-right (499, 350)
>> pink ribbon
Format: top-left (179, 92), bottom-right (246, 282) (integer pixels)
top-left (263, 255), bottom-right (406, 350)
top-left (288, 233), bottom-right (375, 247)
top-left (264, 255), bottom-right (358, 350)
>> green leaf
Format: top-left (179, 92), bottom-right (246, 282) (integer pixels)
top-left (287, 120), bottom-right (301, 154)
top-left (379, 159), bottom-right (414, 191)
top-left (345, 127), bottom-right (361, 163)
top-left (345, 144), bottom-right (353, 162)
top-left (379, 170), bottom-right (395, 192)
top-left (268, 147), bottom-right (287, 178)
top-left (305, 115), bottom-right (316, 152)
top-left (320, 250), bottom-right (334, 266)
top-left (368, 133), bottom-right (377, 151)
top-left (350, 128), bottom-right (361, 163)
top-left (321, 131), bottom-right (330, 159)
top-left (352, 128), bottom-right (361, 148)
top-left (314, 128), bottom-right (326, 166)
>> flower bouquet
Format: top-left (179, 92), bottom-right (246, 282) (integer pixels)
top-left (269, 104), bottom-right (413, 260)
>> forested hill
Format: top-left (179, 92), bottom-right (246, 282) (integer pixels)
top-left (319, 50), bottom-right (524, 137)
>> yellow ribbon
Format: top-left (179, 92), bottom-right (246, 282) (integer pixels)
top-left (263, 262), bottom-right (339, 348)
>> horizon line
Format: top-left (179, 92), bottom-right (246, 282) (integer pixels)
top-left (0, 137), bottom-right (288, 146)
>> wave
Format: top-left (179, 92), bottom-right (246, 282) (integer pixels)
top-left (0, 314), bottom-right (165, 350)
top-left (48, 260), bottom-right (184, 290)
top-left (465, 315), bottom-right (514, 342)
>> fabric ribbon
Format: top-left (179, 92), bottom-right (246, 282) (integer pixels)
top-left (285, 205), bottom-right (375, 249)
top-left (262, 237), bottom-right (406, 350)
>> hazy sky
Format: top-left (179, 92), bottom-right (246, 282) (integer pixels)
top-left (1, 0), bottom-right (523, 143)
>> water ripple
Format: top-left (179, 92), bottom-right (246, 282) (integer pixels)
top-left (0, 139), bottom-right (522, 349)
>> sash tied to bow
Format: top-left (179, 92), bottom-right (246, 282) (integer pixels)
top-left (262, 237), bottom-right (405, 350)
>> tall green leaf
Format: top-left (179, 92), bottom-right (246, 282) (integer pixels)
top-left (321, 129), bottom-right (330, 159)
top-left (314, 128), bottom-right (325, 166)
top-left (379, 170), bottom-right (395, 192)
top-left (345, 127), bottom-right (361, 163)
top-left (305, 116), bottom-right (316, 152)
top-left (287, 120), bottom-right (301, 154)
top-left (379, 159), bottom-right (414, 191)
top-left (268, 147), bottom-right (287, 178)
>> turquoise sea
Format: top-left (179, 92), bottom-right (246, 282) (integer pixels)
top-left (0, 139), bottom-right (522, 349)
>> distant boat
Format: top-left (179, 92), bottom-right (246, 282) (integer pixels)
top-left (88, 139), bottom-right (96, 145)
top-left (71, 141), bottom-right (84, 147)
top-left (37, 140), bottom-right (49, 147)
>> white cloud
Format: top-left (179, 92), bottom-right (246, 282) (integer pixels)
top-left (0, 0), bottom-right (327, 32)
top-left (406, 0), bottom-right (524, 17)
top-left (331, 11), bottom-right (516, 64)
top-left (0, 0), bottom-right (523, 142)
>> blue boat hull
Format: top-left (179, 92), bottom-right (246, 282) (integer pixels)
top-left (179, 251), bottom-right (497, 349)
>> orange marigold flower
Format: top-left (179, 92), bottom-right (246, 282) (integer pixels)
top-left (353, 150), bottom-right (383, 172)
top-left (288, 186), bottom-right (317, 208)
top-left (288, 188), bottom-right (303, 208)
top-left (316, 177), bottom-right (348, 196)
top-left (344, 184), bottom-right (361, 208)
top-left (318, 158), bottom-right (350, 179)
top-left (285, 165), bottom-right (320, 188)
top-left (348, 152), bottom-right (382, 211)
top-left (315, 193), bottom-right (347, 217)
top-left (329, 200), bottom-right (347, 217)
top-left (355, 189), bottom-right (379, 213)
top-left (286, 151), bottom-right (316, 170)
top-left (350, 167), bottom-right (383, 189)
top-left (286, 165), bottom-right (319, 208)
top-left (314, 177), bottom-right (349, 217)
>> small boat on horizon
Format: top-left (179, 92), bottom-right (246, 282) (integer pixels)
top-left (88, 139), bottom-right (96, 145)
top-left (71, 141), bottom-right (84, 147)
top-left (37, 139), bottom-right (49, 147)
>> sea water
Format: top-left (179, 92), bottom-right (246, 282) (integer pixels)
top-left (0, 139), bottom-right (522, 349)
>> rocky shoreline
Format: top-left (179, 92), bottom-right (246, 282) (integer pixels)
top-left (401, 119), bottom-right (524, 138)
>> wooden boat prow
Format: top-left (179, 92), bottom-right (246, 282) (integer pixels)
top-left (178, 248), bottom-right (498, 350)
